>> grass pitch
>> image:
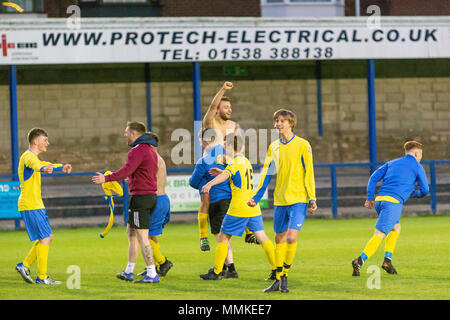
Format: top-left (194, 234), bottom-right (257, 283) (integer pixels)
top-left (1, 215), bottom-right (449, 300)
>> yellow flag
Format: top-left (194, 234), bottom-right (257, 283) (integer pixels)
top-left (99, 171), bottom-right (123, 238)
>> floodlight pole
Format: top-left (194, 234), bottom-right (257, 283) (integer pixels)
top-left (145, 63), bottom-right (152, 131)
top-left (9, 65), bottom-right (19, 182)
top-left (355, 0), bottom-right (360, 16)
top-left (367, 59), bottom-right (377, 173)
top-left (9, 65), bottom-right (20, 230)
top-left (192, 62), bottom-right (202, 163)
top-left (316, 60), bottom-right (323, 136)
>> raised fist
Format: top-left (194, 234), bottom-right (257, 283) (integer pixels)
top-left (223, 82), bottom-right (233, 90)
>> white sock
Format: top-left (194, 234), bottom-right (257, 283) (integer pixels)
top-left (125, 262), bottom-right (135, 274)
top-left (146, 265), bottom-right (157, 278)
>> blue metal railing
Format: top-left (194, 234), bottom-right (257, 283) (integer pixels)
top-left (1, 160), bottom-right (449, 223)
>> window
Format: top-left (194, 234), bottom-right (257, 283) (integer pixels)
top-left (78, 0), bottom-right (162, 17)
top-left (102, 0), bottom-right (148, 3)
top-left (79, 0), bottom-right (150, 3)
top-left (0, 0), bottom-right (43, 13)
top-left (290, 0), bottom-right (333, 2)
top-left (264, 0), bottom-right (337, 3)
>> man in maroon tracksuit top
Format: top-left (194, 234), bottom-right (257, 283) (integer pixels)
top-left (92, 121), bottom-right (160, 283)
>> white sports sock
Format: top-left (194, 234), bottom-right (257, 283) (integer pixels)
top-left (146, 265), bottom-right (157, 278)
top-left (125, 262), bottom-right (135, 274)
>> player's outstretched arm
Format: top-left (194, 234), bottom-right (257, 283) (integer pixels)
top-left (208, 168), bottom-right (223, 176)
top-left (201, 171), bottom-right (230, 194)
top-left (62, 164), bottom-right (72, 174)
top-left (202, 81), bottom-right (233, 128)
top-left (42, 163), bottom-right (68, 173)
top-left (92, 172), bottom-right (105, 185)
top-left (40, 164), bottom-right (54, 174)
top-left (250, 148), bottom-right (275, 206)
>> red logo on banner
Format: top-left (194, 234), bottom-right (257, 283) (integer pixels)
top-left (0, 34), bottom-right (16, 57)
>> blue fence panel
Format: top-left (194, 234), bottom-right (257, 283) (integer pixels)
top-left (1, 160), bottom-right (448, 223)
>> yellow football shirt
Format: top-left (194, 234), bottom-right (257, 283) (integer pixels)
top-left (224, 155), bottom-right (261, 218)
top-left (18, 150), bottom-right (62, 211)
top-left (253, 135), bottom-right (316, 206)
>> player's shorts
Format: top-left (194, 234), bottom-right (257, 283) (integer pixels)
top-left (148, 194), bottom-right (171, 236)
top-left (273, 202), bottom-right (308, 234)
top-left (128, 193), bottom-right (157, 229)
top-left (220, 214), bottom-right (265, 237)
top-left (208, 198), bottom-right (231, 234)
top-left (374, 200), bottom-right (403, 234)
top-left (20, 209), bottom-right (52, 242)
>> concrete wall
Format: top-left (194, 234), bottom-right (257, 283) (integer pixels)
top-left (1, 76), bottom-right (449, 174)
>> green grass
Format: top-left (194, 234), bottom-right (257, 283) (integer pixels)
top-left (1, 215), bottom-right (449, 300)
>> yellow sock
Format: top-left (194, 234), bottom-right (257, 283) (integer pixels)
top-left (362, 234), bottom-right (383, 261)
top-left (36, 244), bottom-right (50, 280)
top-left (261, 240), bottom-right (276, 270)
top-left (149, 239), bottom-right (166, 265)
top-left (282, 241), bottom-right (298, 277)
top-left (23, 240), bottom-right (39, 268)
top-left (384, 231), bottom-right (400, 259)
top-left (275, 242), bottom-right (287, 280)
top-left (198, 212), bottom-right (209, 238)
top-left (245, 227), bottom-right (251, 235)
top-left (213, 242), bottom-right (228, 275)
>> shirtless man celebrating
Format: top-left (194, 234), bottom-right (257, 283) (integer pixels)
top-left (201, 81), bottom-right (258, 245)
top-left (202, 81), bottom-right (236, 145)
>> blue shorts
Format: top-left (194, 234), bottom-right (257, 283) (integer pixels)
top-left (274, 203), bottom-right (308, 234)
top-left (20, 209), bottom-right (52, 242)
top-left (375, 201), bottom-right (403, 234)
top-left (148, 195), bottom-right (171, 236)
top-left (220, 214), bottom-right (265, 237)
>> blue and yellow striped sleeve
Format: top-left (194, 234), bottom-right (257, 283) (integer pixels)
top-left (40, 160), bottom-right (64, 172)
top-left (252, 145), bottom-right (276, 204)
top-left (302, 142), bottom-right (316, 202)
top-left (224, 163), bottom-right (236, 178)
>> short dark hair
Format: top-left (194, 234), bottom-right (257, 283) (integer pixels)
top-left (127, 121), bottom-right (146, 134)
top-left (404, 140), bottom-right (423, 152)
top-left (27, 128), bottom-right (48, 144)
top-left (201, 128), bottom-right (217, 142)
top-left (219, 96), bottom-right (231, 107)
top-left (224, 133), bottom-right (243, 152)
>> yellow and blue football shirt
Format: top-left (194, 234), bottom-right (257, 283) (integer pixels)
top-left (224, 154), bottom-right (261, 218)
top-left (18, 150), bottom-right (63, 211)
top-left (253, 135), bottom-right (316, 206)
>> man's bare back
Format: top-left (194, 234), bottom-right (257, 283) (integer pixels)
top-left (154, 150), bottom-right (167, 196)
